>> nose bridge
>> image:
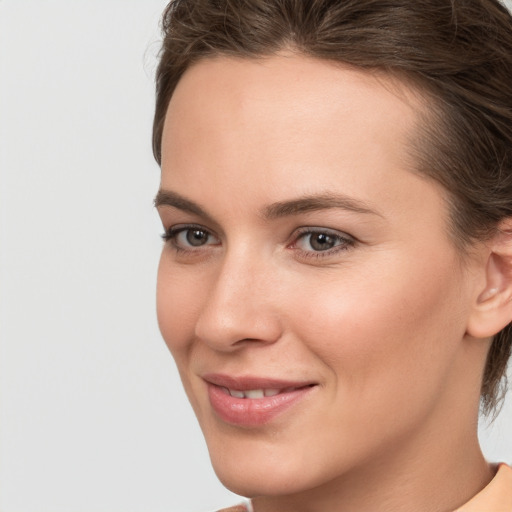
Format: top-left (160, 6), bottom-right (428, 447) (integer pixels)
top-left (194, 243), bottom-right (281, 349)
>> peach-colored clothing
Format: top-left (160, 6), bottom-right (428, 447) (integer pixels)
top-left (457, 463), bottom-right (512, 512)
top-left (217, 464), bottom-right (512, 512)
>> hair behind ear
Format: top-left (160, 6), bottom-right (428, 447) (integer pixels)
top-left (471, 221), bottom-right (512, 415)
top-left (481, 325), bottom-right (511, 416)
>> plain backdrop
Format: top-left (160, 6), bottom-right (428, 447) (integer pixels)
top-left (0, 1), bottom-right (511, 512)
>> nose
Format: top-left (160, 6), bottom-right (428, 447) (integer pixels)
top-left (194, 250), bottom-right (282, 351)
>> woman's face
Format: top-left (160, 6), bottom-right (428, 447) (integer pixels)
top-left (156, 55), bottom-right (483, 497)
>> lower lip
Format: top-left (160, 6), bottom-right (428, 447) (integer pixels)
top-left (207, 384), bottom-right (315, 427)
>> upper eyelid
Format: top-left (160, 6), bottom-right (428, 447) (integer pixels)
top-left (165, 223), bottom-right (217, 235)
top-left (157, 206), bottom-right (223, 235)
top-left (292, 226), bottom-right (355, 241)
top-left (165, 224), bottom-right (353, 238)
top-left (162, 223), bottom-right (356, 248)
top-left (166, 226), bottom-right (218, 241)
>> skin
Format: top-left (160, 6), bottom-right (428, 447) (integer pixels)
top-left (156, 54), bottom-right (496, 512)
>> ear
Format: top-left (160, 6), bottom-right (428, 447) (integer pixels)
top-left (466, 219), bottom-right (512, 339)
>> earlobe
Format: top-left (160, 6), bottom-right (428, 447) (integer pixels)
top-left (467, 221), bottom-right (512, 339)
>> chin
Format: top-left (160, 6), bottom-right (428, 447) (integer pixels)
top-left (208, 441), bottom-right (334, 499)
top-left (213, 461), bottom-right (306, 497)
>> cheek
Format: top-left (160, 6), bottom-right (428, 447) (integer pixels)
top-left (286, 252), bottom-right (467, 403)
top-left (156, 254), bottom-right (198, 357)
top-left (157, 255), bottom-right (211, 415)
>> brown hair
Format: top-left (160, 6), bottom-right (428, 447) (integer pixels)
top-left (152, 0), bottom-right (512, 414)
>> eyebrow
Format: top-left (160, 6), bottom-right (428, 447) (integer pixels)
top-left (154, 189), bottom-right (215, 222)
top-left (262, 193), bottom-right (383, 219)
top-left (154, 189), bottom-right (382, 220)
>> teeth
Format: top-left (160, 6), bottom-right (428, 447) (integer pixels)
top-left (225, 388), bottom-right (286, 398)
top-left (244, 389), bottom-right (265, 399)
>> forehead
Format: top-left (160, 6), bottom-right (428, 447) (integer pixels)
top-left (160, 54), bottom-right (438, 223)
top-left (164, 53), bottom-right (423, 138)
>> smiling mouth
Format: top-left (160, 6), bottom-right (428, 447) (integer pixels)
top-left (203, 374), bottom-right (317, 426)
top-left (219, 385), bottom-right (315, 399)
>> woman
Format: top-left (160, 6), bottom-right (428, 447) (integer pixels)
top-left (153, 1), bottom-right (512, 510)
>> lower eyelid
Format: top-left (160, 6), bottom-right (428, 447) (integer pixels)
top-left (294, 242), bottom-right (355, 261)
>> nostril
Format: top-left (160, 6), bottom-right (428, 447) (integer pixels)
top-left (232, 336), bottom-right (278, 348)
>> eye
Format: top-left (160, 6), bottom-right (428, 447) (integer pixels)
top-left (162, 225), bottom-right (220, 250)
top-left (292, 228), bottom-right (355, 256)
top-left (299, 232), bottom-right (338, 251)
top-left (178, 228), bottom-right (210, 247)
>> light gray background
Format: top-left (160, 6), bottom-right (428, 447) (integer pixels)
top-left (0, 1), bottom-right (511, 511)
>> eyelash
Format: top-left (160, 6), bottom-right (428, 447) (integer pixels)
top-left (161, 224), bottom-right (356, 259)
top-left (161, 224), bottom-right (219, 253)
top-left (290, 227), bottom-right (356, 260)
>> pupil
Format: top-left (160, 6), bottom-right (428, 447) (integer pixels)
top-left (311, 233), bottom-right (335, 251)
top-left (187, 229), bottom-right (208, 246)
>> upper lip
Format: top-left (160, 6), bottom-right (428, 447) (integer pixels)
top-left (202, 373), bottom-right (316, 391)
